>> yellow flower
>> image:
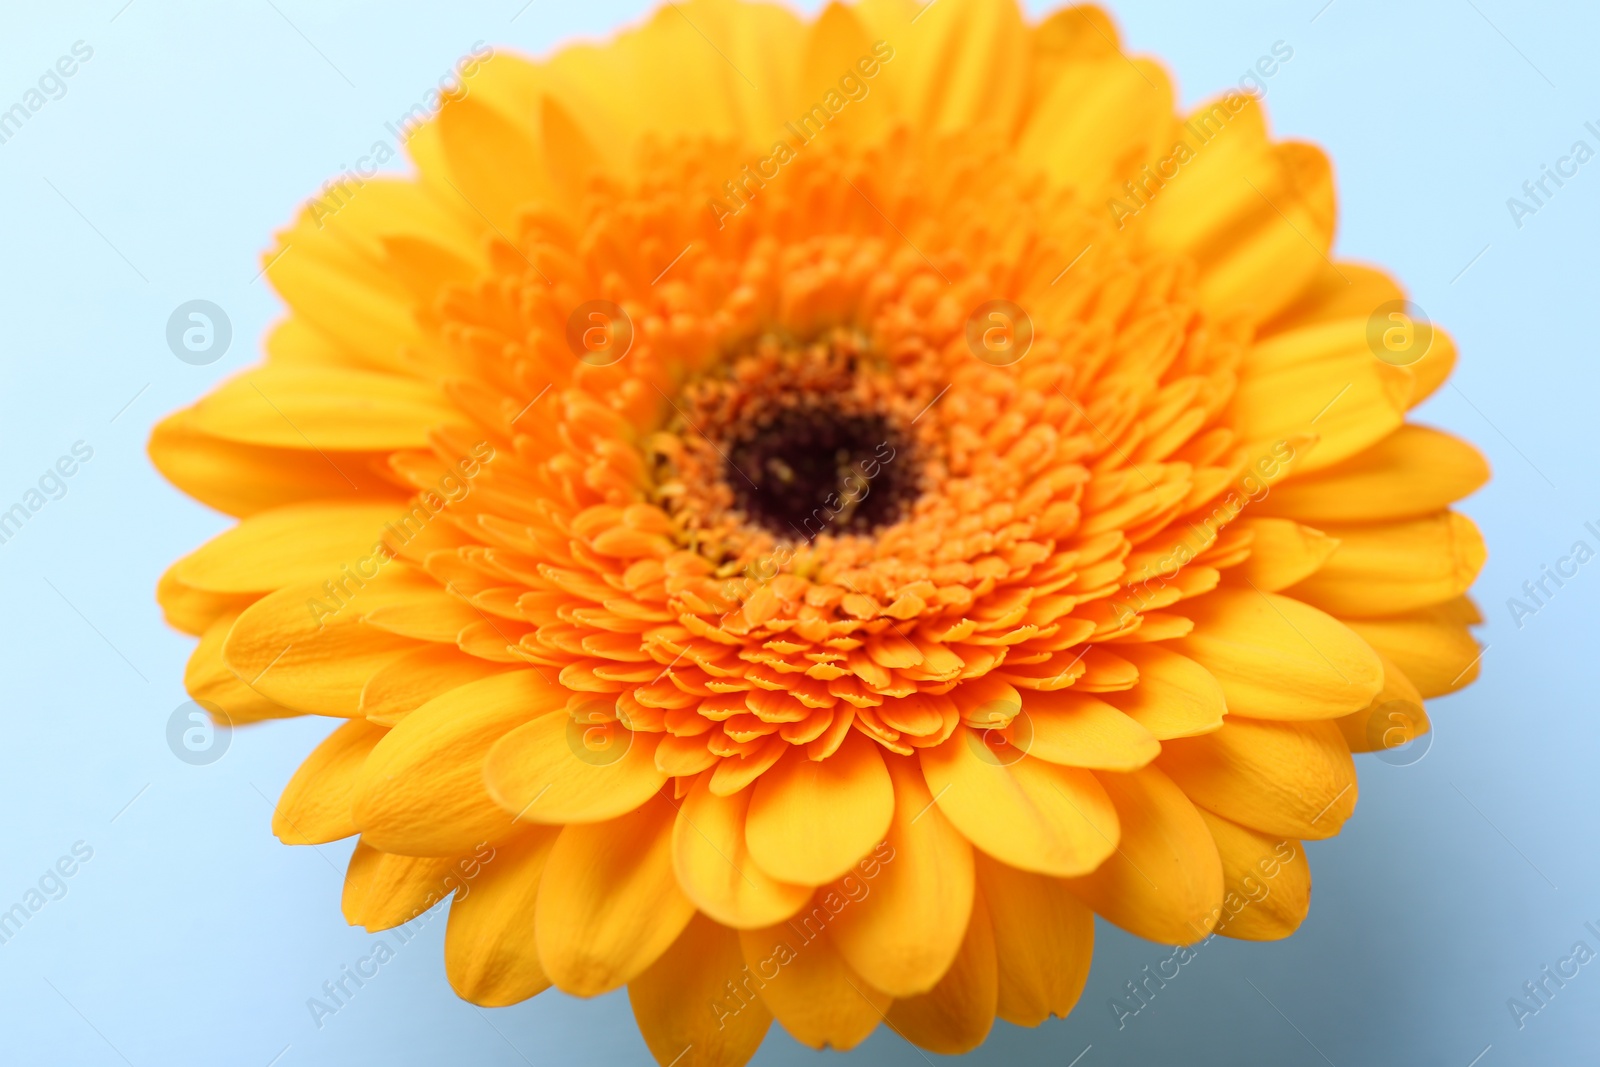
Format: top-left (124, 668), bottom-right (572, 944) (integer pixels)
top-left (151, 0), bottom-right (1489, 1061)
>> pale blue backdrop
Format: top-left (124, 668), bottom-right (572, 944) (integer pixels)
top-left (1, 1), bottom-right (1594, 1064)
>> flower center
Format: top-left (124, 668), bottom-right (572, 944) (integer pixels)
top-left (725, 403), bottom-right (911, 538)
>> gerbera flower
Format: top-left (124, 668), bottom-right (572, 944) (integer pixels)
top-left (151, 0), bottom-right (1489, 1061)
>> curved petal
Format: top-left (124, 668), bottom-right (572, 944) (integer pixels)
top-left (1062, 766), bottom-right (1224, 944)
top-left (1100, 644), bottom-right (1226, 739)
top-left (444, 829), bottom-right (560, 1006)
top-left (1018, 690), bottom-right (1160, 770)
top-left (1345, 600), bottom-right (1483, 697)
top-left (883, 886), bottom-right (997, 1055)
top-left (341, 840), bottom-right (458, 931)
top-left (975, 852), bottom-right (1093, 1027)
top-left (186, 366), bottom-right (465, 451)
top-left (536, 793), bottom-right (696, 996)
top-left (484, 712), bottom-right (666, 825)
top-left (184, 610), bottom-right (297, 723)
top-left (171, 502), bottom-right (405, 594)
top-left (672, 773), bottom-right (812, 929)
top-left (828, 755), bottom-right (974, 997)
top-left (274, 719), bottom-right (386, 844)
top-left (1257, 424), bottom-right (1489, 523)
top-left (353, 671), bottom-right (563, 855)
top-left (1226, 517), bottom-right (1342, 593)
top-left (628, 913), bottom-right (772, 1067)
top-left (1284, 511), bottom-right (1486, 618)
top-left (221, 568), bottom-right (435, 716)
top-left (1173, 587), bottom-right (1383, 720)
top-left (1158, 717), bottom-right (1357, 839)
top-left (737, 923), bottom-right (886, 1051)
top-left (745, 731), bottom-right (894, 885)
top-left (1199, 810), bottom-right (1311, 942)
top-left (921, 729), bottom-right (1118, 878)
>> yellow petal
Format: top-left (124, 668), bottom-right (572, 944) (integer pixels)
top-left (1408, 327), bottom-right (1457, 406)
top-left (975, 852), bottom-right (1093, 1027)
top-left (221, 568), bottom-right (434, 716)
top-left (1062, 766), bottom-right (1223, 943)
top-left (158, 565), bottom-right (255, 637)
top-left (1192, 141), bottom-right (1336, 323)
top-left (1017, 53), bottom-right (1175, 196)
top-left (1101, 644), bottom-right (1225, 739)
top-left (1257, 424), bottom-right (1489, 523)
top-left (1227, 517), bottom-right (1341, 593)
top-left (1139, 94), bottom-right (1333, 322)
top-left (1345, 600), bottom-right (1483, 697)
top-left (443, 829), bottom-right (560, 1006)
top-left (1263, 262), bottom-right (1401, 334)
top-left (536, 793), bottom-right (696, 996)
top-left (1159, 717), bottom-right (1356, 839)
top-left (274, 719), bottom-right (386, 844)
top-left (745, 731), bottom-right (893, 885)
top-left (353, 671), bottom-right (563, 855)
top-left (484, 711), bottom-right (666, 825)
top-left (1198, 810), bottom-right (1311, 942)
top-left (172, 502), bottom-right (404, 594)
top-left (1284, 511), bottom-right (1486, 618)
top-left (362, 592), bottom-right (484, 642)
top-left (184, 611), bottom-right (298, 723)
top-left (828, 756), bottom-right (974, 997)
top-left (342, 840), bottom-right (460, 931)
top-left (1231, 317), bottom-right (1413, 474)
top-left (433, 95), bottom-right (554, 235)
top-left (359, 645), bottom-right (511, 725)
top-left (737, 923), bottom-right (887, 1051)
top-left (1018, 690), bottom-right (1160, 770)
top-left (883, 887), bottom-right (997, 1055)
top-left (628, 913), bottom-right (772, 1067)
top-left (921, 729), bottom-right (1118, 878)
top-left (797, 3), bottom-right (890, 149)
top-left (872, 0), bottom-right (1026, 137)
top-left (264, 224), bottom-right (426, 370)
top-left (1336, 651), bottom-right (1429, 754)
top-left (1173, 587), bottom-right (1383, 720)
top-left (671, 773), bottom-right (812, 929)
top-left (186, 366), bottom-right (464, 452)
top-left (148, 408), bottom-right (392, 518)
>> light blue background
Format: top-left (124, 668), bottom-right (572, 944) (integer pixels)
top-left (1, 1), bottom-right (1595, 1064)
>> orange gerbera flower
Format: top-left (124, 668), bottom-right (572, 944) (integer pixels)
top-left (151, 0), bottom-right (1489, 1061)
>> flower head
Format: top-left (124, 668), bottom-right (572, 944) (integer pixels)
top-left (152, 0), bottom-right (1488, 1061)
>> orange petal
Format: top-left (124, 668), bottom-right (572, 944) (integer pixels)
top-left (920, 729), bottom-right (1118, 878)
top-left (484, 712), bottom-right (666, 825)
top-left (737, 922), bottom-right (887, 1051)
top-left (536, 793), bottom-right (696, 996)
top-left (1199, 810), bottom-right (1312, 942)
top-left (353, 671), bottom-right (563, 855)
top-left (444, 829), bottom-right (560, 1006)
top-left (828, 755), bottom-right (974, 997)
top-left (1173, 587), bottom-right (1383, 720)
top-left (1018, 690), bottom-right (1160, 771)
top-left (672, 773), bottom-right (811, 929)
top-left (883, 886), bottom-right (997, 1055)
top-left (341, 840), bottom-right (459, 931)
top-left (273, 719), bottom-right (386, 844)
top-left (1159, 717), bottom-right (1357, 839)
top-left (745, 731), bottom-right (894, 885)
top-left (628, 913), bottom-right (772, 1067)
top-left (975, 852), bottom-right (1093, 1027)
top-left (1062, 766), bottom-right (1224, 944)
top-left (1100, 644), bottom-right (1225, 739)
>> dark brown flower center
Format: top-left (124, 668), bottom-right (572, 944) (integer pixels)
top-left (724, 403), bottom-right (912, 539)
